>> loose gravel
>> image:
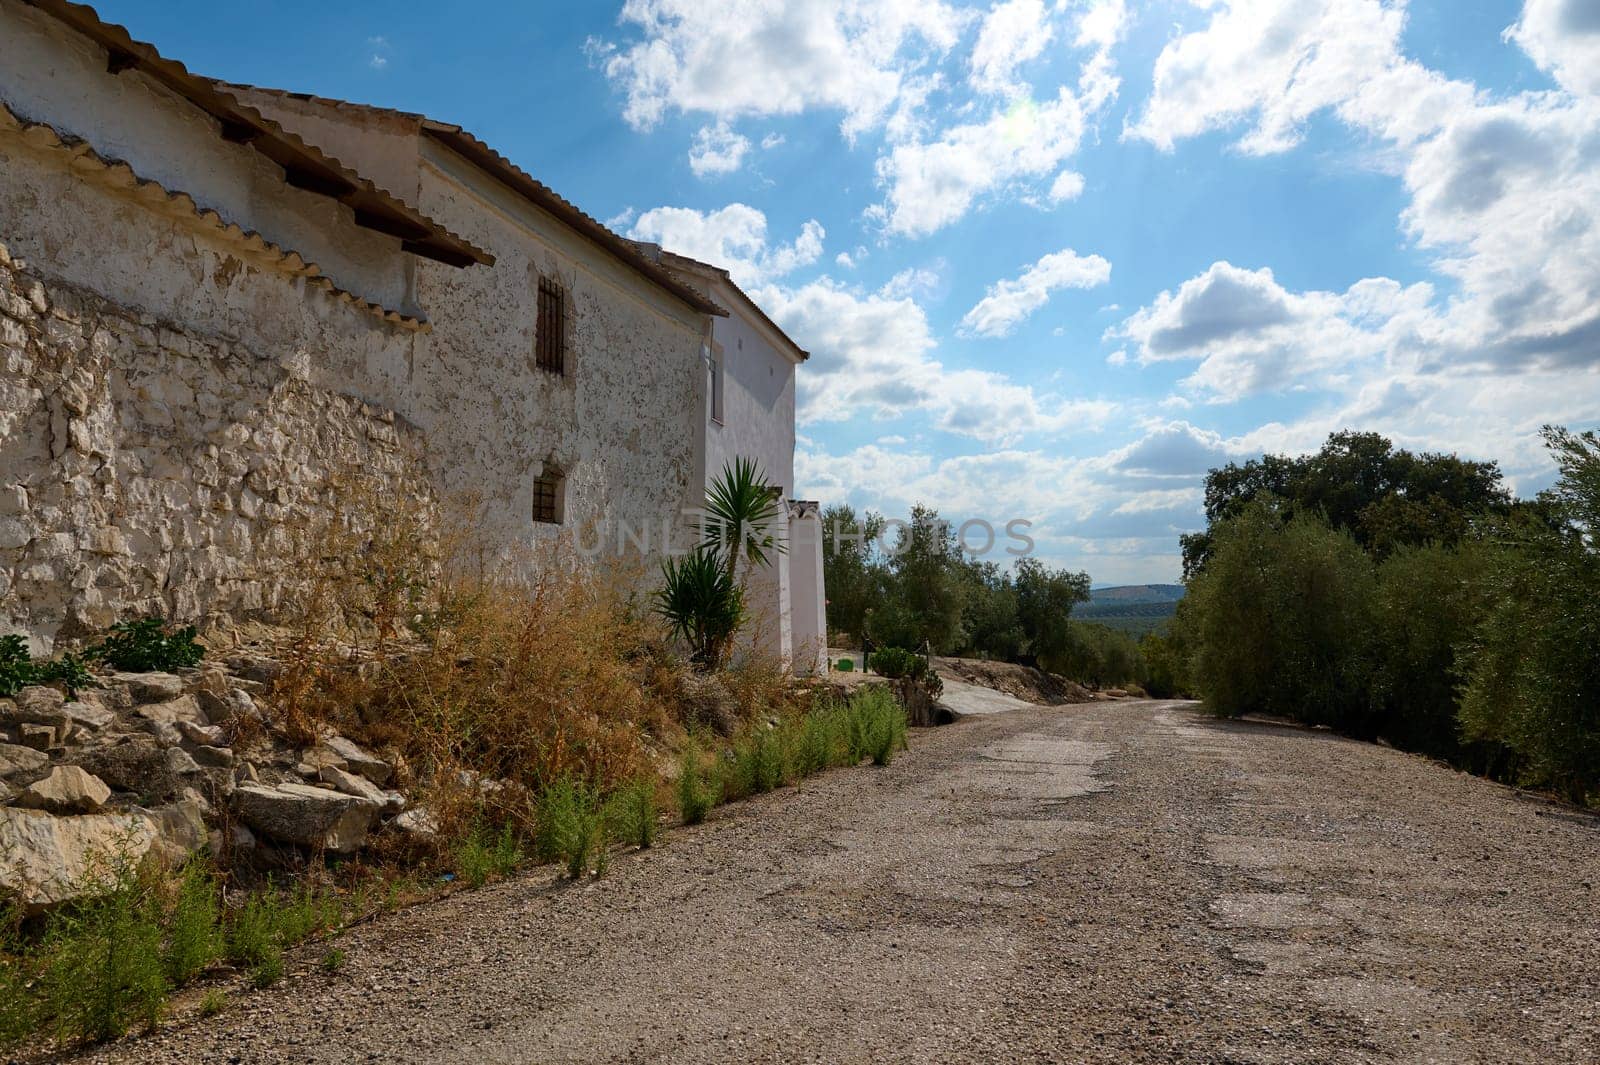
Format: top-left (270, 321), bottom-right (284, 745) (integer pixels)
top-left (72, 700), bottom-right (1599, 1064)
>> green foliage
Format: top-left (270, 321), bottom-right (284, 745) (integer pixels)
top-left (867, 646), bottom-right (922, 679)
top-left (1459, 427), bottom-right (1600, 802)
top-left (702, 456), bottom-right (785, 584)
top-left (224, 883), bottom-right (338, 990)
top-left (728, 725), bottom-right (785, 798)
top-left (320, 947), bottom-right (347, 974)
top-left (820, 504), bottom-right (888, 645)
top-left (604, 777), bottom-right (658, 849)
top-left (1182, 430), bottom-right (1510, 576)
top-left (0, 635), bottom-right (101, 698)
top-left (1044, 622), bottom-right (1146, 688)
top-left (197, 989), bottom-right (228, 1019)
top-left (161, 861), bottom-right (221, 987)
top-left (845, 686), bottom-right (908, 766)
top-left (1186, 504), bottom-right (1378, 732)
top-left (87, 618), bottom-right (204, 673)
top-left (37, 858), bottom-right (168, 1044)
top-left (0, 634), bottom-right (32, 698)
top-left (676, 741), bottom-right (719, 825)
top-left (455, 823), bottom-right (525, 889)
top-left (655, 546), bottom-right (745, 669)
top-left (536, 778), bottom-right (602, 879)
top-left (1137, 630), bottom-right (1191, 699)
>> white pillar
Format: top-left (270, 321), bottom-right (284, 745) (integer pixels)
top-left (786, 500), bottom-right (827, 676)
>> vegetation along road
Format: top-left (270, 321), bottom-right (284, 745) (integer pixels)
top-left (84, 700), bottom-right (1598, 1064)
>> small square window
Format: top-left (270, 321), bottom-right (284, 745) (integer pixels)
top-left (536, 277), bottom-right (565, 375)
top-left (533, 469), bottom-right (563, 524)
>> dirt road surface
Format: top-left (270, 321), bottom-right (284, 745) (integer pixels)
top-left (81, 700), bottom-right (1599, 1064)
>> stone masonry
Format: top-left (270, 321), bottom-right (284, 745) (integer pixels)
top-left (0, 241), bottom-right (429, 651)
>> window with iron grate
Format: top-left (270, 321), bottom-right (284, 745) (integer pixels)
top-left (533, 468), bottom-right (563, 524)
top-left (536, 277), bottom-right (565, 375)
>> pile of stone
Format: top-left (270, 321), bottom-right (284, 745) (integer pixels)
top-left (1, 652), bottom-right (414, 911)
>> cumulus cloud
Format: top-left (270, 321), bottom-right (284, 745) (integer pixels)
top-left (1122, 0), bottom-right (1600, 398)
top-left (628, 204), bottom-right (824, 287)
top-left (591, 0), bottom-right (968, 138)
top-left (1507, 0), bottom-right (1600, 99)
top-left (688, 122), bottom-right (751, 176)
top-left (756, 277), bottom-right (1113, 444)
top-left (969, 0), bottom-right (1054, 96)
top-left (960, 247), bottom-right (1111, 337)
top-left (1114, 261), bottom-right (1435, 401)
top-left (871, 1), bottom-right (1126, 236)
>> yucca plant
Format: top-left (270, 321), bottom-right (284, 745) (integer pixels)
top-left (655, 546), bottom-right (745, 668)
top-left (702, 456), bottom-right (785, 585)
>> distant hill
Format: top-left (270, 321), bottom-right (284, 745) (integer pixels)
top-left (1078, 584), bottom-right (1185, 636)
top-left (1088, 584), bottom-right (1185, 605)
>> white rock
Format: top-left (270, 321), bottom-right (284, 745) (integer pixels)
top-left (112, 672), bottom-right (186, 703)
top-left (321, 734), bottom-right (391, 785)
top-left (231, 782), bottom-right (379, 854)
top-left (0, 807), bottom-right (158, 911)
top-left (17, 766), bottom-right (112, 813)
top-left (0, 741), bottom-right (48, 779)
top-left (137, 694), bottom-right (208, 728)
top-left (62, 699), bottom-right (115, 731)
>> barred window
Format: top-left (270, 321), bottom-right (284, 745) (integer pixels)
top-left (533, 468), bottom-right (564, 524)
top-left (536, 277), bottom-right (565, 375)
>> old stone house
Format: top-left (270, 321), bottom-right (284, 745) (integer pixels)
top-left (0, 0), bottom-right (825, 672)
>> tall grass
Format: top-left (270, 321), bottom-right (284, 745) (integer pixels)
top-left (536, 778), bottom-right (604, 879)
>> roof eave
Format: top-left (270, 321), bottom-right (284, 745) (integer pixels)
top-left (25, 0), bottom-right (493, 269)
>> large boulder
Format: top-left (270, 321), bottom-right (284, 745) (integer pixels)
top-left (0, 742), bottom-right (48, 781)
top-left (17, 766), bottom-right (112, 813)
top-left (0, 807), bottom-right (158, 911)
top-left (71, 738), bottom-right (183, 803)
top-left (231, 782), bottom-right (379, 854)
top-left (141, 796), bottom-right (208, 867)
top-left (111, 672), bottom-right (186, 704)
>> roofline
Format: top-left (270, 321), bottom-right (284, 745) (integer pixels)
top-left (205, 81), bottom-right (725, 320)
top-left (22, 0), bottom-right (493, 269)
top-left (653, 249), bottom-right (809, 362)
top-left (419, 121), bottom-right (725, 319)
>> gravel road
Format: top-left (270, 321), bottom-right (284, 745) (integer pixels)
top-left (79, 700), bottom-right (1599, 1064)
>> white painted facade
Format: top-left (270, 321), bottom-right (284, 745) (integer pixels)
top-left (633, 249), bottom-right (828, 676)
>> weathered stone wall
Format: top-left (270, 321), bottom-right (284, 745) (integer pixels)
top-left (0, 244), bottom-right (427, 652)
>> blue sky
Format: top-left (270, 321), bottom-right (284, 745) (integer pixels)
top-left (98, 0), bottom-right (1600, 583)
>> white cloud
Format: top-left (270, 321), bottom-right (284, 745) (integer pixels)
top-left (1507, 0), bottom-right (1600, 99)
top-left (879, 264), bottom-right (942, 300)
top-left (969, 0), bottom-right (1054, 97)
top-left (688, 122), bottom-right (751, 176)
top-left (1047, 169), bottom-right (1085, 202)
top-left (1122, 0), bottom-right (1600, 392)
top-left (871, 2), bottom-right (1125, 236)
top-left (759, 277), bottom-right (1114, 444)
top-left (1114, 261), bottom-right (1435, 401)
top-left (366, 36), bottom-right (391, 70)
top-left (960, 247), bottom-right (1111, 337)
top-left (760, 132), bottom-right (787, 149)
top-left (592, 0), bottom-right (969, 138)
top-left (628, 204), bottom-right (824, 287)
top-left (835, 251), bottom-right (857, 269)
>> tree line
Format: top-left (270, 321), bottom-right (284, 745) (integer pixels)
top-left (1162, 428), bottom-right (1599, 804)
top-left (821, 504), bottom-right (1157, 690)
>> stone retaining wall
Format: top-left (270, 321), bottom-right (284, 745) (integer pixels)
top-left (0, 242), bottom-right (429, 651)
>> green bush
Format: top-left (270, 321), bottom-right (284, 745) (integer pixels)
top-left (161, 861), bottom-right (221, 986)
top-left (87, 618), bottom-right (204, 673)
top-left (604, 777), bottom-right (659, 849)
top-left (845, 686), bottom-right (908, 766)
top-left (536, 778), bottom-right (603, 878)
top-left (37, 860), bottom-right (168, 1044)
top-left (1459, 428), bottom-right (1600, 802)
top-left (677, 741), bottom-right (720, 825)
top-left (730, 726), bottom-right (785, 796)
top-left (226, 894), bottom-right (284, 989)
top-left (867, 646), bottom-right (920, 679)
top-left (0, 634), bottom-right (33, 697)
top-left (455, 822), bottom-right (524, 888)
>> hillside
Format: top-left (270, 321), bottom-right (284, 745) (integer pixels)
top-left (1078, 584), bottom-right (1186, 635)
